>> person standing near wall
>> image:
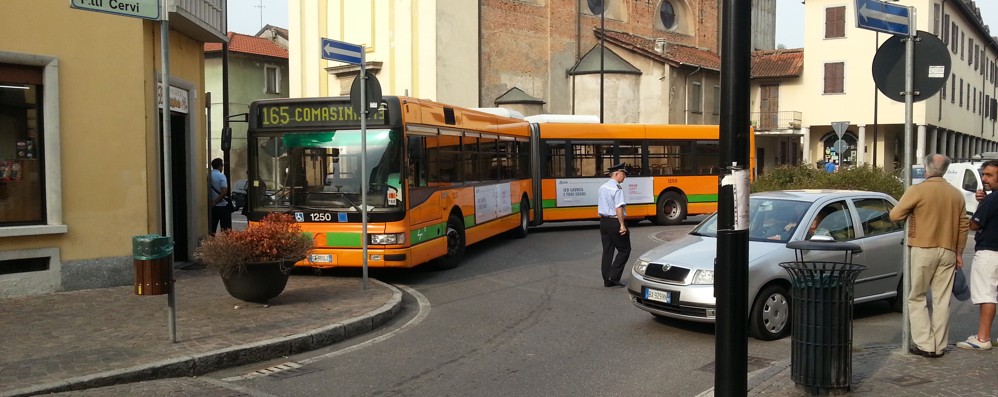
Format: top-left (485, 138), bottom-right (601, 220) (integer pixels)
top-left (598, 163), bottom-right (630, 288)
top-left (889, 154), bottom-right (970, 358)
top-left (209, 158), bottom-right (232, 233)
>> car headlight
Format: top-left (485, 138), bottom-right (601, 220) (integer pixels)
top-left (691, 269), bottom-right (714, 285)
top-left (633, 259), bottom-right (650, 275)
top-left (369, 233), bottom-right (406, 245)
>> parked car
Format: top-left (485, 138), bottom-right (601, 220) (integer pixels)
top-left (910, 164), bottom-right (925, 185)
top-left (627, 190), bottom-right (905, 341)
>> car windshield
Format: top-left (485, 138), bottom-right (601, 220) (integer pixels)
top-left (691, 198), bottom-right (812, 243)
top-left (911, 166), bottom-right (925, 179)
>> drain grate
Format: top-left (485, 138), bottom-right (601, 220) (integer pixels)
top-left (881, 375), bottom-right (932, 387)
top-left (252, 362), bottom-right (322, 380)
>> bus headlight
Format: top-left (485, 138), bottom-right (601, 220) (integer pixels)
top-left (633, 259), bottom-right (650, 275)
top-left (370, 233), bottom-right (406, 245)
top-left (692, 269), bottom-right (714, 285)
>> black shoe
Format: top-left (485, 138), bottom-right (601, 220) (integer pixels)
top-left (909, 345), bottom-right (942, 358)
top-left (604, 281), bottom-right (625, 288)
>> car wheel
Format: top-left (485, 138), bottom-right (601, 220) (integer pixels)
top-left (749, 284), bottom-right (791, 341)
top-left (655, 192), bottom-right (687, 226)
top-left (434, 214), bottom-right (466, 270)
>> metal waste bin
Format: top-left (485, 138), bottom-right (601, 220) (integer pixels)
top-left (132, 234), bottom-right (174, 295)
top-left (779, 240), bottom-right (867, 395)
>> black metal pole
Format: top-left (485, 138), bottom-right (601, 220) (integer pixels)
top-left (599, 7), bottom-right (605, 124)
top-left (222, 41), bottom-right (231, 184)
top-left (716, 0), bottom-right (751, 395)
top-left (873, 32), bottom-right (879, 167)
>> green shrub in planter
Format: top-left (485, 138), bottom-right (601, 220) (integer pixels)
top-left (751, 164), bottom-right (903, 200)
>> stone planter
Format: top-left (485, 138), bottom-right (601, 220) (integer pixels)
top-left (220, 261), bottom-right (291, 303)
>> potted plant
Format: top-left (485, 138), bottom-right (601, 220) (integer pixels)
top-left (194, 213), bottom-right (314, 303)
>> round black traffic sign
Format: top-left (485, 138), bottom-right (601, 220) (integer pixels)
top-left (872, 30), bottom-right (951, 103)
top-left (350, 73), bottom-right (383, 118)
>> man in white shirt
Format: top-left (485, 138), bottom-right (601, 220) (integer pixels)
top-left (598, 163), bottom-right (630, 288)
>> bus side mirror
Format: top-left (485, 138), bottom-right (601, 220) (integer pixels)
top-left (221, 127), bottom-right (232, 151)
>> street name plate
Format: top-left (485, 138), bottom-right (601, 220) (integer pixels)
top-left (71, 0), bottom-right (161, 20)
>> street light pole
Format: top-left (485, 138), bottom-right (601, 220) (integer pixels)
top-left (599, 4), bottom-right (605, 124)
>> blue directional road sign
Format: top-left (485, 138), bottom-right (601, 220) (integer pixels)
top-left (321, 38), bottom-right (363, 65)
top-left (855, 0), bottom-right (910, 36)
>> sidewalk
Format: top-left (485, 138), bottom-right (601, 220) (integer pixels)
top-left (0, 266), bottom-right (401, 397)
top-left (745, 342), bottom-right (996, 396)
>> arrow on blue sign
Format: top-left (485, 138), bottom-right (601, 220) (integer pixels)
top-left (855, 0), bottom-right (910, 36)
top-left (321, 38), bottom-right (363, 65)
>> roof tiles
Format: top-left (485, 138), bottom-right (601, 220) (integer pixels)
top-left (205, 32), bottom-right (288, 59)
top-left (751, 48), bottom-right (804, 78)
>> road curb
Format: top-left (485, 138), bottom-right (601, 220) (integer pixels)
top-left (1, 279), bottom-right (403, 397)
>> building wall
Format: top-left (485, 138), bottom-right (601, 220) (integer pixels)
top-left (206, 53), bottom-right (289, 182)
top-left (479, 0), bottom-right (720, 114)
top-left (290, 0), bottom-right (478, 106)
top-left (799, 0), bottom-right (998, 168)
top-left (0, 1), bottom-right (210, 296)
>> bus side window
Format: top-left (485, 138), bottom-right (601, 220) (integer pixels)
top-left (407, 136), bottom-right (427, 187)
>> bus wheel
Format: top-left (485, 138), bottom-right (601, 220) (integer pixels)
top-left (511, 199), bottom-right (529, 238)
top-left (434, 214), bottom-right (466, 270)
top-left (655, 192), bottom-right (687, 226)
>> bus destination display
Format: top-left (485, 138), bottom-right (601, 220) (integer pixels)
top-left (257, 102), bottom-right (387, 129)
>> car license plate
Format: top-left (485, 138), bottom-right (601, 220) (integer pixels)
top-left (644, 288), bottom-right (672, 304)
top-left (310, 254), bottom-right (334, 264)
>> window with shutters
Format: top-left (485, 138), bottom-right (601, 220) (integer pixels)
top-left (825, 6), bottom-right (845, 38)
top-left (823, 62), bottom-right (844, 94)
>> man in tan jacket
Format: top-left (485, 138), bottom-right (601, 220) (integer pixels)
top-left (890, 154), bottom-right (970, 358)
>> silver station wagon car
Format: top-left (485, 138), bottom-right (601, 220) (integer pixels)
top-left (626, 190), bottom-right (905, 340)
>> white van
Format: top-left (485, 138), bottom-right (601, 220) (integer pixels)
top-left (941, 162), bottom-right (983, 215)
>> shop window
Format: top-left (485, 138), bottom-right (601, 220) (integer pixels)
top-left (0, 64), bottom-right (44, 226)
top-left (821, 131), bottom-right (857, 166)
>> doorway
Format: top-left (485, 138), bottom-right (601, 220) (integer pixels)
top-left (159, 112), bottom-right (190, 261)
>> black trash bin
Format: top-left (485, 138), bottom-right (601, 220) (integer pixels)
top-left (132, 235), bottom-right (174, 295)
top-left (779, 240), bottom-right (867, 395)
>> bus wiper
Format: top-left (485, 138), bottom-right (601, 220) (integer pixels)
top-left (319, 191), bottom-right (364, 212)
top-left (286, 205), bottom-right (332, 212)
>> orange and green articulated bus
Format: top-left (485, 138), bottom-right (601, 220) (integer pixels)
top-left (528, 121), bottom-right (756, 226)
top-left (245, 96), bottom-right (533, 270)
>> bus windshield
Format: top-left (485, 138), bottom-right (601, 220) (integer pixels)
top-left (251, 129), bottom-right (404, 212)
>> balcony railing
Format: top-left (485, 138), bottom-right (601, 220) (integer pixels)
top-left (751, 111), bottom-right (802, 131)
top-left (170, 0), bottom-right (227, 42)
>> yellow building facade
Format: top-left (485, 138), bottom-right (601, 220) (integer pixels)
top-left (0, 1), bottom-right (226, 297)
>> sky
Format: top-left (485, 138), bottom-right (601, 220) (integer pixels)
top-left (225, 0), bottom-right (998, 49)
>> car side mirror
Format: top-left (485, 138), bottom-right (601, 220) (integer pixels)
top-left (809, 235), bottom-right (835, 242)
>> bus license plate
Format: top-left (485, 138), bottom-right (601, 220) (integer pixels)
top-left (644, 288), bottom-right (672, 304)
top-left (310, 254), bottom-right (334, 264)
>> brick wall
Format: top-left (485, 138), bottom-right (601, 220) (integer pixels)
top-left (480, 0), bottom-right (719, 114)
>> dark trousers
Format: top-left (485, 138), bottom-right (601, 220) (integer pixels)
top-left (600, 217), bottom-right (631, 283)
top-left (210, 205), bottom-right (232, 234)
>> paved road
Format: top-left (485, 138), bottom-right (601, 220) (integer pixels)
top-left (196, 219), bottom-right (802, 396)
